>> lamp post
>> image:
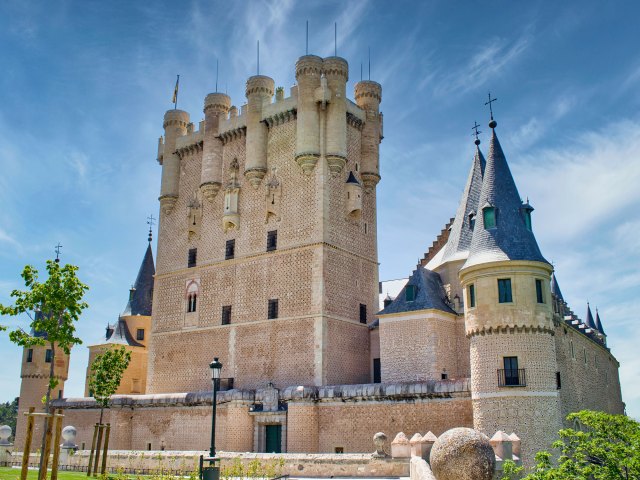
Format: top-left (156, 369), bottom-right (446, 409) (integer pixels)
top-left (203, 357), bottom-right (223, 480)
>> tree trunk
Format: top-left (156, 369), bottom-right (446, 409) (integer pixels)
top-left (99, 407), bottom-right (104, 426)
top-left (38, 341), bottom-right (56, 478)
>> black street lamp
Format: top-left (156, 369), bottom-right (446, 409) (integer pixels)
top-left (203, 357), bottom-right (222, 480)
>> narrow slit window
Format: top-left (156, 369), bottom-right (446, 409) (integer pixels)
top-left (469, 284), bottom-right (476, 308)
top-left (268, 299), bottom-right (279, 319)
top-left (535, 279), bottom-right (544, 303)
top-left (187, 294), bottom-right (197, 313)
top-left (45, 349), bottom-right (53, 363)
top-left (26, 348), bottom-right (33, 363)
top-left (222, 305), bottom-right (232, 325)
top-left (188, 248), bottom-right (197, 268)
top-left (225, 239), bottom-right (235, 260)
top-left (267, 230), bottom-right (278, 252)
top-left (498, 278), bottom-right (512, 303)
top-left (359, 303), bottom-right (367, 324)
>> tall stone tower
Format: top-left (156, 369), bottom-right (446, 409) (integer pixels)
top-left (147, 55), bottom-right (382, 393)
top-left (459, 118), bottom-right (562, 461)
top-left (14, 333), bottom-right (70, 451)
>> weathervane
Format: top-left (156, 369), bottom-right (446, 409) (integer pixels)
top-left (54, 242), bottom-right (62, 263)
top-left (147, 214), bottom-right (156, 243)
top-left (472, 121), bottom-right (482, 145)
top-left (485, 92), bottom-right (498, 128)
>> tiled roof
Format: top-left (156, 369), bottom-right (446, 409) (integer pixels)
top-left (595, 309), bottom-right (606, 335)
top-left (441, 144), bottom-right (486, 264)
top-left (378, 267), bottom-right (456, 316)
top-left (463, 127), bottom-right (548, 268)
top-left (105, 317), bottom-right (144, 347)
top-left (122, 243), bottom-right (155, 316)
top-left (585, 303), bottom-right (597, 330)
top-left (346, 171), bottom-right (360, 184)
top-left (550, 272), bottom-right (564, 301)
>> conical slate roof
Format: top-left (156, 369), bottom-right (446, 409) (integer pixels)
top-left (441, 145), bottom-right (486, 264)
top-left (105, 317), bottom-right (144, 347)
top-left (595, 309), bottom-right (606, 335)
top-left (585, 303), bottom-right (596, 330)
top-left (378, 267), bottom-right (456, 316)
top-left (550, 272), bottom-right (564, 301)
top-left (122, 243), bottom-right (155, 316)
top-left (463, 126), bottom-right (548, 269)
top-left (346, 171), bottom-right (360, 184)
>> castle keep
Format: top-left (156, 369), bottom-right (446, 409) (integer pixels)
top-left (15, 53), bottom-right (624, 464)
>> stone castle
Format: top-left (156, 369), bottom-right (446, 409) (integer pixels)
top-left (14, 53), bottom-right (624, 464)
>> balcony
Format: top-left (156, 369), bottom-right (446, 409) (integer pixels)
top-left (497, 369), bottom-right (526, 387)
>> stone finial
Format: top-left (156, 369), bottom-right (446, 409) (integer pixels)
top-left (489, 430), bottom-right (513, 461)
top-left (508, 433), bottom-right (521, 457)
top-left (409, 433), bottom-right (423, 457)
top-left (429, 428), bottom-right (495, 480)
top-left (391, 432), bottom-right (411, 458)
top-left (372, 432), bottom-right (387, 458)
top-left (0, 425), bottom-right (11, 446)
top-left (61, 426), bottom-right (78, 449)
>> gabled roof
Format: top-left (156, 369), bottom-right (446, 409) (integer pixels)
top-left (550, 272), bottom-right (564, 301)
top-left (122, 243), bottom-right (155, 316)
top-left (585, 303), bottom-right (597, 330)
top-left (595, 309), bottom-right (606, 335)
top-left (441, 144), bottom-right (486, 264)
top-left (105, 317), bottom-right (144, 347)
top-left (378, 267), bottom-right (456, 316)
top-left (346, 171), bottom-right (360, 184)
top-left (463, 126), bottom-right (548, 269)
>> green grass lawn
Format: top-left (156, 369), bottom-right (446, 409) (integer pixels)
top-left (0, 467), bottom-right (90, 480)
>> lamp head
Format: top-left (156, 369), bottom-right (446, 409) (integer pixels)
top-left (210, 357), bottom-right (223, 380)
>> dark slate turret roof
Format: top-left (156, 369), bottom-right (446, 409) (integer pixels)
top-left (378, 267), bottom-right (456, 316)
top-left (463, 127), bottom-right (548, 268)
top-left (121, 243), bottom-right (155, 316)
top-left (346, 171), bottom-right (360, 184)
top-left (105, 317), bottom-right (144, 347)
top-left (595, 309), bottom-right (606, 335)
top-left (441, 145), bottom-right (486, 263)
top-left (585, 303), bottom-right (596, 330)
top-left (550, 272), bottom-right (564, 301)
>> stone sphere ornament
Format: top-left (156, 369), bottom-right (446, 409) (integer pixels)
top-left (372, 432), bottom-right (388, 457)
top-left (61, 425), bottom-right (78, 448)
top-left (429, 428), bottom-right (495, 480)
top-left (0, 425), bottom-right (11, 445)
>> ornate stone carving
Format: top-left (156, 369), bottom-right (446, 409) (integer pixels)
top-left (223, 159), bottom-right (241, 232)
top-left (265, 167), bottom-right (282, 223)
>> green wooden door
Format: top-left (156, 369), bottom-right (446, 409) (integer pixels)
top-left (265, 425), bottom-right (282, 453)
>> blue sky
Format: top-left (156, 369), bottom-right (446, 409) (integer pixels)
top-left (1, 0), bottom-right (639, 418)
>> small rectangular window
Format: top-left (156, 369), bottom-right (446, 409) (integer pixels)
top-left (225, 239), bottom-right (235, 260)
top-left (373, 358), bottom-right (381, 383)
top-left (58, 390), bottom-right (62, 399)
top-left (498, 278), bottom-right (512, 303)
top-left (483, 207), bottom-right (496, 228)
top-left (535, 279), bottom-right (544, 303)
top-left (222, 305), bottom-right (232, 325)
top-left (147, 443), bottom-right (152, 451)
top-left (469, 284), bottom-right (476, 308)
top-left (405, 285), bottom-right (417, 302)
top-left (334, 447), bottom-right (344, 454)
top-left (267, 230), bottom-right (278, 252)
top-left (502, 356), bottom-right (520, 386)
top-left (136, 329), bottom-right (145, 341)
top-left (188, 248), bottom-right (197, 268)
top-left (27, 349), bottom-right (33, 363)
top-left (45, 349), bottom-right (53, 363)
top-left (556, 371), bottom-right (561, 390)
top-left (268, 299), bottom-right (279, 319)
top-left (359, 303), bottom-right (367, 324)
top-left (441, 373), bottom-right (448, 380)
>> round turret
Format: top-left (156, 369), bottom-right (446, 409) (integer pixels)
top-left (159, 109), bottom-right (190, 214)
top-left (295, 56), bottom-right (324, 174)
top-left (244, 75), bottom-right (274, 188)
top-left (354, 81), bottom-right (382, 192)
top-left (201, 93), bottom-right (232, 201)
top-left (354, 80), bottom-right (382, 111)
top-left (323, 57), bottom-right (349, 174)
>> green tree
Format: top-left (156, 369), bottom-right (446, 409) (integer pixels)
top-left (0, 260), bottom-right (88, 471)
top-left (502, 410), bottom-right (640, 480)
top-left (88, 345), bottom-right (132, 424)
top-left (0, 398), bottom-right (19, 437)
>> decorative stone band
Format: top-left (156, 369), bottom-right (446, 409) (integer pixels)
top-left (219, 127), bottom-right (247, 145)
top-left (21, 373), bottom-right (67, 380)
top-left (175, 141), bottom-right (203, 159)
top-left (263, 109), bottom-right (296, 128)
top-left (466, 324), bottom-right (555, 338)
top-left (295, 152), bottom-right (321, 175)
top-left (471, 391), bottom-right (559, 400)
top-left (326, 154), bottom-right (347, 175)
top-left (346, 112), bottom-right (364, 130)
top-left (295, 55), bottom-right (324, 80)
top-left (322, 57), bottom-right (349, 81)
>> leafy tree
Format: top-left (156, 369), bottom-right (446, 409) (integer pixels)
top-left (0, 260), bottom-right (88, 466)
top-left (88, 345), bottom-right (132, 424)
top-left (501, 410), bottom-right (640, 480)
top-left (0, 398), bottom-right (19, 437)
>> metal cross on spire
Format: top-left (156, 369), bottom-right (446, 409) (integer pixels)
top-left (485, 92), bottom-right (498, 128)
top-left (147, 214), bottom-right (156, 243)
top-left (472, 121), bottom-right (482, 145)
top-left (54, 242), bottom-right (62, 263)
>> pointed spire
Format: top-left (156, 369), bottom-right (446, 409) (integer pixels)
top-left (595, 308), bottom-right (606, 335)
top-left (585, 303), bottom-right (597, 330)
top-left (550, 272), bottom-right (564, 301)
top-left (122, 242), bottom-right (155, 317)
top-left (441, 136), bottom-right (486, 264)
top-left (463, 121), bottom-right (548, 269)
